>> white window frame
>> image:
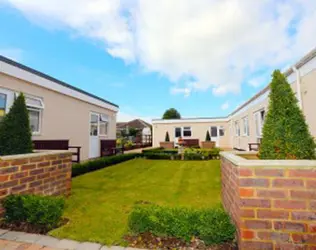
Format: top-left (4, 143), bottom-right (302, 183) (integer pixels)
top-left (235, 121), bottom-right (240, 136)
top-left (254, 109), bottom-right (265, 138)
top-left (242, 116), bottom-right (249, 136)
top-left (219, 126), bottom-right (225, 137)
top-left (99, 114), bottom-right (109, 136)
top-left (174, 127), bottom-right (182, 138)
top-left (182, 126), bottom-right (192, 138)
top-left (28, 107), bottom-right (42, 135)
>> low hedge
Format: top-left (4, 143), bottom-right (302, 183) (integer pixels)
top-left (72, 153), bottom-right (141, 177)
top-left (142, 148), bottom-right (221, 160)
top-left (2, 194), bottom-right (65, 230)
top-left (128, 204), bottom-right (235, 245)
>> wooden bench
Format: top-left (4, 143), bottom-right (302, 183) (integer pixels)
top-left (100, 140), bottom-right (123, 157)
top-left (183, 139), bottom-right (199, 148)
top-left (33, 140), bottom-right (81, 163)
top-left (248, 142), bottom-right (261, 151)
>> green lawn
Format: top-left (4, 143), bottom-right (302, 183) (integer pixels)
top-left (50, 159), bottom-right (221, 245)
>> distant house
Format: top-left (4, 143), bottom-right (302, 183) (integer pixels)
top-left (0, 55), bottom-right (119, 161)
top-left (117, 119), bottom-right (152, 144)
top-left (152, 46), bottom-right (316, 150)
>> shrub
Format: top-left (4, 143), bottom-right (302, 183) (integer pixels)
top-left (205, 130), bottom-right (211, 141)
top-left (2, 194), bottom-right (65, 230)
top-left (165, 132), bottom-right (170, 142)
top-left (72, 153), bottom-right (141, 177)
top-left (0, 93), bottom-right (33, 156)
top-left (259, 70), bottom-right (316, 159)
top-left (124, 140), bottom-right (133, 148)
top-left (128, 204), bottom-right (235, 245)
top-left (143, 153), bottom-right (172, 160)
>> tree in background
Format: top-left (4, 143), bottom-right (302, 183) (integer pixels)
top-left (128, 127), bottom-right (139, 137)
top-left (205, 130), bottom-right (211, 141)
top-left (162, 108), bottom-right (181, 119)
top-left (259, 70), bottom-right (315, 160)
top-left (0, 93), bottom-right (33, 156)
top-left (165, 132), bottom-right (170, 142)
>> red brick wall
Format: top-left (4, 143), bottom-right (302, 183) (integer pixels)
top-left (221, 155), bottom-right (316, 250)
top-left (0, 151), bottom-right (72, 215)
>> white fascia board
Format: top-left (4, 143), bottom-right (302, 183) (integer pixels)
top-left (152, 118), bottom-right (229, 124)
top-left (0, 61), bottom-right (119, 112)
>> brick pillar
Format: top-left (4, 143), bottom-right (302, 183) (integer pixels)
top-left (221, 152), bottom-right (316, 250)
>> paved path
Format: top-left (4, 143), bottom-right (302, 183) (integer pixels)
top-left (0, 229), bottom-right (140, 250)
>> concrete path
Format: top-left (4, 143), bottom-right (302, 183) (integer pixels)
top-left (0, 229), bottom-right (141, 250)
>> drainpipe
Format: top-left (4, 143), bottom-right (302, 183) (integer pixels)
top-left (292, 66), bottom-right (303, 109)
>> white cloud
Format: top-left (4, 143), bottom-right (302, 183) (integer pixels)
top-left (3, 0), bottom-right (316, 95)
top-left (117, 111), bottom-right (152, 124)
top-left (170, 86), bottom-right (191, 97)
top-left (0, 48), bottom-right (23, 62)
top-left (221, 101), bottom-right (230, 111)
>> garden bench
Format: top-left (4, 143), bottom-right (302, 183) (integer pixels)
top-left (32, 140), bottom-right (81, 163)
top-left (100, 139), bottom-right (123, 157)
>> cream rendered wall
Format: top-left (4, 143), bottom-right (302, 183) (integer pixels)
top-left (152, 121), bottom-right (231, 148)
top-left (230, 67), bottom-right (316, 150)
top-left (0, 72), bottom-right (117, 161)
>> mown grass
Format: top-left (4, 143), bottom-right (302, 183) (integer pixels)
top-left (50, 159), bottom-right (221, 245)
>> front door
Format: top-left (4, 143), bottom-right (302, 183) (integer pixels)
top-left (210, 126), bottom-right (219, 147)
top-left (89, 113), bottom-right (100, 158)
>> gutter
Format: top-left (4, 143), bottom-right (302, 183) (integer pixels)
top-left (292, 66), bottom-right (303, 109)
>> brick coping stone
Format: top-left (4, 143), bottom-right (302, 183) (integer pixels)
top-left (0, 229), bottom-right (144, 250)
top-left (0, 150), bottom-right (70, 161)
top-left (220, 151), bottom-right (316, 167)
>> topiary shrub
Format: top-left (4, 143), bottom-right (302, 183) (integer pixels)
top-left (259, 70), bottom-right (316, 159)
top-left (165, 132), bottom-right (170, 142)
top-left (128, 204), bottom-right (235, 245)
top-left (2, 194), bottom-right (65, 231)
top-left (0, 93), bottom-right (33, 156)
top-left (205, 130), bottom-right (211, 141)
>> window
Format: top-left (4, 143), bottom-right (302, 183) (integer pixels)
top-left (90, 113), bottom-right (99, 136)
top-left (211, 126), bottom-right (218, 137)
top-left (175, 127), bottom-right (182, 138)
top-left (24, 95), bottom-right (44, 134)
top-left (219, 126), bottom-right (225, 136)
top-left (99, 114), bottom-right (109, 136)
top-left (0, 93), bottom-right (6, 122)
top-left (254, 109), bottom-right (265, 137)
top-left (183, 127), bottom-right (192, 137)
top-left (235, 121), bottom-right (240, 136)
top-left (243, 116), bottom-right (249, 136)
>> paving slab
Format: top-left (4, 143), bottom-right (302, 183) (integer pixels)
top-left (109, 246), bottom-right (125, 250)
top-left (15, 232), bottom-right (43, 244)
top-left (76, 242), bottom-right (102, 250)
top-left (0, 229), bottom-right (8, 236)
top-left (0, 231), bottom-right (21, 241)
top-left (56, 239), bottom-right (80, 249)
top-left (36, 235), bottom-right (61, 248)
top-left (100, 246), bottom-right (111, 250)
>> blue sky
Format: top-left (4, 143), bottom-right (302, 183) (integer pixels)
top-left (0, 1), bottom-right (315, 122)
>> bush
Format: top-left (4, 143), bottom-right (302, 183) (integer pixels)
top-left (0, 93), bottom-right (33, 156)
top-left (143, 153), bottom-right (173, 160)
top-left (165, 132), bottom-right (170, 142)
top-left (2, 195), bottom-right (65, 230)
top-left (124, 140), bottom-right (133, 149)
top-left (259, 70), bottom-right (316, 159)
top-left (205, 130), bottom-right (211, 141)
top-left (72, 153), bottom-right (141, 177)
top-left (128, 204), bottom-right (235, 245)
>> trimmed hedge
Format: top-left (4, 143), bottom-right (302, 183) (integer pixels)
top-left (72, 153), bottom-right (141, 177)
top-left (142, 147), bottom-right (221, 160)
top-left (2, 194), bottom-right (65, 230)
top-left (128, 204), bottom-right (235, 245)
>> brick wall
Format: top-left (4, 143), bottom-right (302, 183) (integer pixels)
top-left (221, 152), bottom-right (316, 250)
top-left (0, 151), bottom-right (72, 215)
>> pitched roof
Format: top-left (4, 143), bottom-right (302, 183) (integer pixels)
top-left (0, 55), bottom-right (119, 109)
top-left (117, 119), bottom-right (151, 129)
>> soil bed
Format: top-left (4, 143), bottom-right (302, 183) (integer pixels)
top-left (124, 233), bottom-right (237, 250)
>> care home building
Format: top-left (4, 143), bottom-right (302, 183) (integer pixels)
top-left (0, 55), bottom-right (118, 161)
top-left (152, 47), bottom-right (316, 150)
